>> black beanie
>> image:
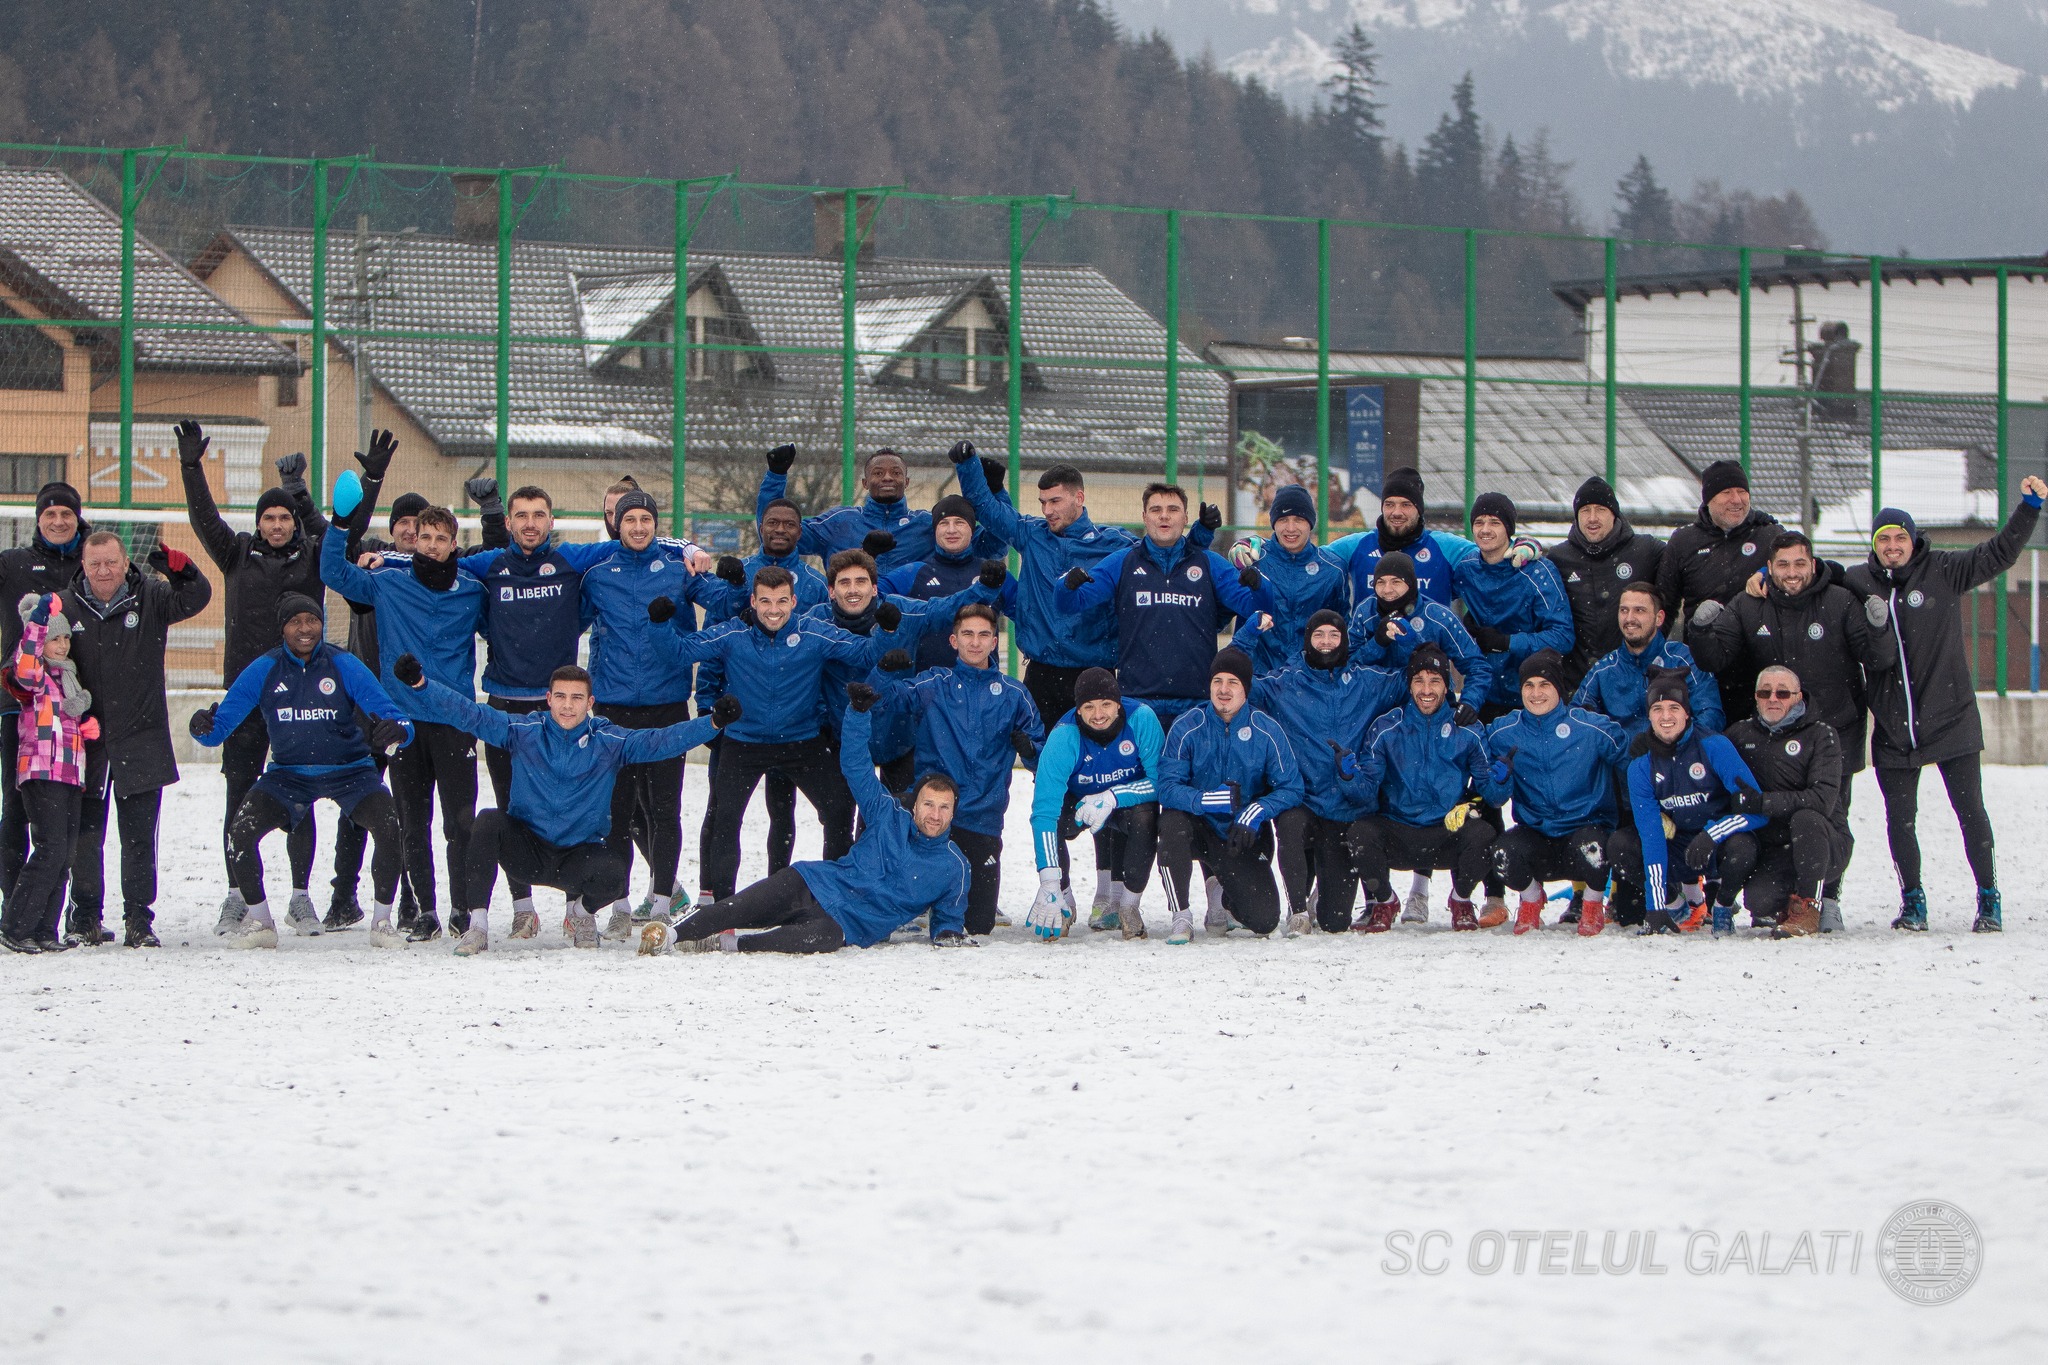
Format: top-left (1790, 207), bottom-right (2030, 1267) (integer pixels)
top-left (1380, 467), bottom-right (1425, 511)
top-left (1518, 649), bottom-right (1566, 693)
top-left (1073, 667), bottom-right (1120, 706)
top-left (1303, 608), bottom-right (1349, 671)
top-left (1406, 642), bottom-right (1452, 683)
top-left (255, 487), bottom-right (296, 520)
top-left (1471, 491), bottom-right (1516, 538)
top-left (275, 591), bottom-right (324, 628)
top-left (1210, 648), bottom-right (1254, 692)
top-left (1372, 551), bottom-right (1417, 590)
top-left (1645, 666), bottom-right (1692, 714)
top-left (35, 481), bottom-right (81, 517)
top-left (1574, 476), bottom-right (1621, 516)
top-left (612, 490), bottom-right (659, 529)
top-left (932, 494), bottom-right (977, 530)
top-left (389, 492), bottom-right (429, 530)
top-left (1304, 608), bottom-right (1346, 642)
top-left (1873, 507), bottom-right (1918, 545)
top-left (1700, 460), bottom-right (1749, 504)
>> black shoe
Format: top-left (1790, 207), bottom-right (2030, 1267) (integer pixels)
top-left (323, 893), bottom-right (364, 932)
top-left (1, 932), bottom-right (41, 954)
top-left (123, 922), bottom-right (161, 948)
top-left (405, 914), bottom-right (442, 943)
top-left (64, 918), bottom-right (112, 946)
top-left (448, 908), bottom-right (471, 937)
top-left (1635, 910), bottom-right (1678, 936)
top-left (32, 935), bottom-right (74, 953)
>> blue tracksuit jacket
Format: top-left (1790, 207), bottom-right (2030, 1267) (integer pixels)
top-left (955, 455), bottom-right (1135, 669)
top-left (871, 659), bottom-right (1042, 837)
top-left (1227, 538), bottom-right (1351, 674)
top-left (1626, 725), bottom-right (1766, 909)
top-left (1327, 526), bottom-right (1476, 609)
top-left (583, 542), bottom-right (737, 707)
top-left (807, 584), bottom-right (997, 761)
top-left (693, 550), bottom-right (830, 714)
top-left (755, 471), bottom-right (1006, 576)
top-left (1573, 638), bottom-right (1725, 738)
top-left (400, 677), bottom-right (717, 847)
top-left (1029, 702), bottom-right (1165, 869)
top-left (1483, 705), bottom-right (1631, 836)
top-left (1158, 702), bottom-right (1303, 838)
top-left (1249, 658), bottom-right (1407, 823)
top-left (1451, 552), bottom-right (1576, 709)
top-left (671, 611), bottom-right (886, 745)
top-left (1056, 537), bottom-right (1271, 705)
top-left (793, 706), bottom-right (970, 945)
top-left (879, 547), bottom-right (1019, 670)
top-left (1352, 702), bottom-right (1510, 826)
top-left (321, 530), bottom-right (486, 697)
top-left (198, 641), bottom-right (414, 768)
top-left (1347, 597), bottom-right (1494, 710)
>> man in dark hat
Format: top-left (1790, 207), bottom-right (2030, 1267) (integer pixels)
top-left (879, 492), bottom-right (1016, 672)
top-left (1226, 483), bottom-right (1350, 676)
top-left (1545, 475), bottom-right (1665, 695)
top-left (1656, 460), bottom-right (1782, 722)
top-left (1326, 467), bottom-right (1479, 611)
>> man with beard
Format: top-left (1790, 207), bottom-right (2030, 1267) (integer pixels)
top-left (754, 443), bottom-right (1004, 577)
top-left (1545, 476), bottom-right (1664, 695)
top-left (1027, 668), bottom-right (1164, 939)
top-left (1656, 460), bottom-right (1783, 722)
top-left (1325, 467), bottom-right (1476, 609)
top-left (1573, 583), bottom-right (1724, 738)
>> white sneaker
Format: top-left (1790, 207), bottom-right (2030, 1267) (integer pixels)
top-left (567, 906), bottom-right (600, 949)
top-left (508, 909), bottom-right (540, 940)
top-left (215, 890), bottom-right (248, 937)
top-left (602, 906), bottom-right (636, 941)
top-left (714, 928), bottom-right (740, 953)
top-left (1401, 890), bottom-right (1430, 924)
top-left (370, 921), bottom-right (403, 948)
top-left (1166, 911), bottom-right (1194, 945)
top-left (991, 911), bottom-right (1013, 929)
top-left (638, 922), bottom-right (676, 956)
top-left (285, 893), bottom-right (322, 937)
top-left (1119, 898), bottom-right (1148, 940)
top-left (226, 918), bottom-right (278, 950)
top-left (453, 926), bottom-right (489, 956)
top-left (1204, 903), bottom-right (1235, 936)
top-left (1285, 910), bottom-right (1314, 938)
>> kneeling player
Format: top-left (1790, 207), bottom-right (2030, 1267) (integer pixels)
top-left (1341, 644), bottom-right (1510, 932)
top-left (640, 694), bottom-right (970, 954)
top-left (1027, 668), bottom-right (1164, 940)
top-left (393, 659), bottom-right (728, 953)
top-left (1482, 650), bottom-right (1629, 935)
top-left (1724, 665), bottom-right (1847, 937)
top-left (189, 594), bottom-right (412, 947)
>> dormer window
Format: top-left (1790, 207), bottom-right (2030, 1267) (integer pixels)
top-left (577, 266), bottom-right (769, 387)
top-left (903, 324), bottom-right (1006, 390)
top-left (860, 279), bottom-right (1036, 398)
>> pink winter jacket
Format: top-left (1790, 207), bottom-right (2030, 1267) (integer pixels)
top-left (4, 619), bottom-right (88, 787)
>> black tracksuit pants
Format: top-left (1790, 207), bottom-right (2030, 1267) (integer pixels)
top-left (482, 696), bottom-right (547, 900)
top-left (1275, 808), bottom-right (1359, 931)
top-left (1053, 798), bottom-right (1159, 894)
top-left (331, 745), bottom-right (412, 914)
top-left (698, 737), bottom-right (799, 893)
top-left (1876, 755), bottom-right (1996, 893)
top-left (597, 699), bottom-right (691, 903)
top-left (1346, 815), bottom-right (1497, 901)
top-left (949, 826), bottom-right (1004, 937)
top-left (1490, 824), bottom-right (1611, 896)
top-left (0, 713), bottom-right (23, 896)
top-left (673, 866), bottom-right (847, 954)
top-left (221, 708), bottom-right (314, 889)
top-left (1607, 826), bottom-right (1761, 912)
top-left (1738, 810), bottom-right (1836, 918)
top-left (1026, 661), bottom-right (1124, 896)
top-left (69, 784), bottom-right (163, 932)
top-left (4, 779), bottom-right (81, 941)
top-left (703, 734), bottom-right (854, 902)
top-left (467, 809), bottom-right (626, 912)
top-left (1156, 810), bottom-right (1281, 935)
top-left (388, 719), bottom-right (478, 918)
top-left (230, 789), bottom-right (403, 910)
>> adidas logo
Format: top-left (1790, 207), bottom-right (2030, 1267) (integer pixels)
top-left (1756, 624), bottom-right (1771, 636)
top-left (273, 682), bottom-right (289, 693)
top-left (1567, 571), bottom-right (1582, 583)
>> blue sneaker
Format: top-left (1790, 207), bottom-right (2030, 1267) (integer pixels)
top-left (1972, 887), bottom-right (2002, 933)
top-left (1710, 905), bottom-right (1734, 937)
top-left (1891, 887), bottom-right (1929, 932)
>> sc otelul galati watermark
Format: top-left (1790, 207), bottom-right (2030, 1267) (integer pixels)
top-left (1378, 1200), bottom-right (1981, 1305)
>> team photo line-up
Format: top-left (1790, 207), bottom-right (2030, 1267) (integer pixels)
top-left (0, 420), bottom-right (2038, 957)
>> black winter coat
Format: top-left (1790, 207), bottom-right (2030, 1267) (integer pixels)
top-left (1688, 573), bottom-right (1896, 772)
top-left (1843, 500), bottom-right (2040, 768)
top-left (1660, 506), bottom-right (1783, 631)
top-left (182, 461), bottom-right (328, 682)
top-left (1725, 709), bottom-right (1849, 864)
top-left (0, 527), bottom-right (89, 717)
top-left (63, 561), bottom-right (213, 796)
top-left (1546, 518), bottom-right (1664, 691)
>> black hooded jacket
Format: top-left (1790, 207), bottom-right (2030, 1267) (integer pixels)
top-left (63, 561), bottom-right (213, 796)
top-left (1725, 707), bottom-right (1849, 863)
top-left (182, 461), bottom-right (328, 683)
top-left (1545, 517), bottom-right (1664, 691)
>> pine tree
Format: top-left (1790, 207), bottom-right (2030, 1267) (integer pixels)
top-left (1320, 22), bottom-right (1385, 184)
top-left (1614, 155), bottom-right (1676, 248)
top-left (1417, 73), bottom-right (1485, 228)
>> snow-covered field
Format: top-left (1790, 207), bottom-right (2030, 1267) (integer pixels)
top-left (4, 760), bottom-right (2045, 1363)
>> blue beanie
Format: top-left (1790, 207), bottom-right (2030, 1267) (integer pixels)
top-left (1268, 484), bottom-right (1316, 527)
top-left (1872, 507), bottom-right (1917, 544)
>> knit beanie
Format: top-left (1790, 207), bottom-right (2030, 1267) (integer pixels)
top-left (1518, 649), bottom-right (1566, 693)
top-left (275, 591), bottom-right (325, 629)
top-left (1471, 491), bottom-right (1517, 538)
top-left (389, 492), bottom-right (429, 530)
top-left (1406, 642), bottom-right (1452, 683)
top-left (255, 487), bottom-right (297, 521)
top-left (1073, 667), bottom-right (1121, 706)
top-left (1380, 466), bottom-right (1425, 512)
top-left (1372, 551), bottom-right (1417, 591)
top-left (35, 481), bottom-right (81, 517)
top-left (1872, 507), bottom-right (1918, 544)
top-left (611, 490), bottom-right (659, 529)
top-left (1574, 476), bottom-right (1621, 516)
top-left (931, 494), bottom-right (977, 530)
top-left (1700, 460), bottom-right (1749, 504)
top-left (1268, 484), bottom-right (1316, 527)
top-left (1646, 667), bottom-right (1692, 714)
top-left (1210, 647), bottom-right (1254, 692)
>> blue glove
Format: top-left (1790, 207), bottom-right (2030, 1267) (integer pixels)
top-left (1199, 787), bottom-right (1236, 814)
top-left (333, 468), bottom-right (364, 519)
top-left (2026, 489), bottom-right (2044, 510)
top-left (1327, 740), bottom-right (1358, 781)
top-left (1488, 759), bottom-right (1510, 785)
top-left (27, 593), bottom-right (52, 626)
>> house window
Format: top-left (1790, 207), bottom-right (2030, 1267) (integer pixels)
top-left (0, 454), bottom-right (69, 550)
top-left (276, 370), bottom-right (299, 407)
top-left (908, 324), bottom-right (1006, 391)
top-left (0, 301), bottom-right (65, 392)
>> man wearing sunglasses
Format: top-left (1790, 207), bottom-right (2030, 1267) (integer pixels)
top-left (1722, 666), bottom-right (1848, 936)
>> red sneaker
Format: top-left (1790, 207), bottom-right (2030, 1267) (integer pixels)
top-left (1513, 898), bottom-right (1542, 935)
top-left (1577, 897), bottom-right (1607, 936)
top-left (1353, 898), bottom-right (1399, 933)
top-left (1449, 896), bottom-right (1478, 931)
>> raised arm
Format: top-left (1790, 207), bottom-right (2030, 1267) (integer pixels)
top-left (951, 447), bottom-right (1023, 548)
top-left (176, 423), bottom-right (242, 573)
top-left (393, 673), bottom-right (506, 747)
top-left (1684, 598), bottom-right (1744, 673)
top-left (1209, 551), bottom-right (1273, 620)
top-left (1686, 658), bottom-right (1726, 734)
top-left (148, 549), bottom-right (213, 624)
top-left (320, 519), bottom-right (379, 606)
top-left (615, 712), bottom-right (721, 765)
top-left (338, 652), bottom-right (419, 740)
top-left (1513, 559), bottom-right (1576, 659)
top-left (835, 703), bottom-right (900, 830)
top-left (1949, 486), bottom-right (2042, 594)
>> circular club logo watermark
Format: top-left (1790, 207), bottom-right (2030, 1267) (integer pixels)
top-left (1878, 1201), bottom-right (1981, 1305)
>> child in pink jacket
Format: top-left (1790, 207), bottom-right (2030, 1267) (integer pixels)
top-left (1, 592), bottom-right (98, 952)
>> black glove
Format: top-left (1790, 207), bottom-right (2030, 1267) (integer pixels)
top-left (874, 602), bottom-right (902, 632)
top-left (1374, 616), bottom-right (1402, 647)
top-left (1226, 781), bottom-right (1243, 813)
top-left (862, 530), bottom-right (896, 559)
top-left (1010, 731), bottom-right (1037, 763)
top-left (710, 694), bottom-right (742, 728)
top-left (463, 476), bottom-right (503, 518)
top-left (1731, 787), bottom-right (1762, 815)
top-left (188, 703), bottom-right (218, 740)
top-left (370, 717), bottom-right (409, 753)
top-left (1228, 823), bottom-right (1258, 856)
top-left (1062, 567), bottom-right (1091, 592)
top-left (1628, 730), bottom-right (1654, 759)
top-left (1236, 564), bottom-right (1261, 592)
top-left (765, 443), bottom-right (797, 475)
top-left (174, 419), bottom-right (209, 469)
top-left (647, 596), bottom-right (676, 624)
top-left (978, 559), bottom-right (1007, 589)
top-left (1453, 703), bottom-right (1480, 728)
top-left (714, 555), bottom-right (745, 586)
top-left (1468, 622), bottom-right (1511, 654)
top-left (273, 450), bottom-right (308, 495)
top-left (358, 429), bottom-right (398, 480)
top-left (946, 439), bottom-right (976, 465)
top-left (392, 653), bottom-right (425, 688)
top-left (980, 456), bottom-right (1009, 494)
top-left (1198, 502), bottom-right (1222, 532)
top-left (1684, 830), bottom-right (1717, 870)
top-left (879, 649), bottom-right (913, 673)
top-left (846, 682), bottom-right (879, 713)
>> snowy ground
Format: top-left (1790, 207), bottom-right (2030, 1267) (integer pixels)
top-left (4, 759), bottom-right (2046, 1363)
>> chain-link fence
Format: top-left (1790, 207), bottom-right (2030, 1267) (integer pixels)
top-left (3, 143), bottom-right (2043, 688)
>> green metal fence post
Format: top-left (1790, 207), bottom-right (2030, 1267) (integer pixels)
top-left (118, 147), bottom-right (137, 509)
top-left (494, 170), bottom-right (512, 496)
top-left (1603, 237), bottom-right (1617, 487)
top-left (1164, 209), bottom-right (1180, 486)
top-left (840, 188), bottom-right (859, 506)
top-left (1738, 247), bottom-right (1753, 475)
top-left (1462, 227), bottom-right (1477, 527)
top-left (1007, 198), bottom-right (1025, 676)
top-left (1315, 218), bottom-right (1331, 542)
top-left (1997, 265), bottom-right (2011, 696)
top-left (672, 179), bottom-right (690, 528)
top-left (310, 158), bottom-right (330, 504)
top-left (1869, 256), bottom-right (1884, 521)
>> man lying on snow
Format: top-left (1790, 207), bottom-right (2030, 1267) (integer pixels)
top-left (638, 690), bottom-right (972, 955)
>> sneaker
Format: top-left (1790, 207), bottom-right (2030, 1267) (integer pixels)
top-left (1677, 901), bottom-right (1712, 933)
top-left (1119, 901), bottom-right (1148, 940)
top-left (122, 921), bottom-right (160, 948)
top-left (1284, 910), bottom-right (1314, 938)
top-left (714, 928), bottom-right (741, 953)
top-left (1, 932), bottom-right (42, 954)
top-left (567, 906), bottom-right (600, 949)
top-left (1479, 895), bottom-right (1510, 929)
top-left (1576, 899), bottom-right (1607, 937)
top-left (215, 890), bottom-right (248, 937)
top-left (285, 893), bottom-right (322, 937)
top-left (322, 893), bottom-right (364, 932)
top-left (406, 914), bottom-right (443, 944)
top-left (1400, 889), bottom-right (1430, 924)
top-left (62, 920), bottom-right (111, 947)
top-left (31, 935), bottom-right (74, 953)
top-left (1166, 911), bottom-right (1194, 945)
top-left (449, 908), bottom-right (472, 937)
top-left (992, 911), bottom-right (1013, 929)
top-left (508, 909), bottom-right (540, 940)
top-left (638, 922), bottom-right (676, 956)
top-left (453, 925), bottom-right (489, 956)
top-left (1972, 887), bottom-right (2002, 933)
top-left (1088, 897), bottom-right (1119, 932)
top-left (1710, 905), bottom-right (1734, 937)
top-left (1892, 888), bottom-right (1929, 932)
top-left (630, 893), bottom-right (665, 924)
top-left (676, 928), bottom-right (722, 954)
top-left (1560, 886), bottom-right (1583, 925)
top-left (1512, 899), bottom-right (1542, 935)
top-left (226, 919), bottom-right (278, 950)
top-left (1204, 903), bottom-right (1234, 937)
top-left (603, 906), bottom-right (636, 941)
top-left (1354, 897), bottom-right (1399, 933)
top-left (369, 921), bottom-right (404, 948)
top-left (1773, 894), bottom-right (1821, 939)
top-left (1449, 896), bottom-right (1478, 931)
top-left (1818, 898), bottom-right (1844, 934)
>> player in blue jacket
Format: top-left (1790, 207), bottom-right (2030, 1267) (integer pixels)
top-left (1340, 643), bottom-right (1511, 933)
top-left (1572, 581), bottom-right (1724, 737)
top-left (1347, 550), bottom-right (1493, 717)
top-left (1324, 467), bottom-right (1476, 609)
top-left (1154, 649), bottom-right (1303, 944)
top-left (1054, 483), bottom-right (1272, 725)
top-left (1482, 650), bottom-right (1631, 937)
top-left (187, 593), bottom-right (412, 948)
top-left (640, 699), bottom-right (973, 954)
top-left (1251, 609), bottom-right (1407, 935)
top-left (868, 603), bottom-right (1042, 936)
top-left (321, 487), bottom-right (486, 942)
top-left (1453, 493), bottom-right (1575, 716)
top-left (753, 443), bottom-right (1004, 577)
top-left (1028, 668), bottom-right (1164, 940)
top-left (1223, 484), bottom-right (1350, 676)
top-left (878, 494), bottom-right (1019, 671)
top-left (1614, 669), bottom-right (1767, 935)
top-left (393, 659), bottom-right (727, 954)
